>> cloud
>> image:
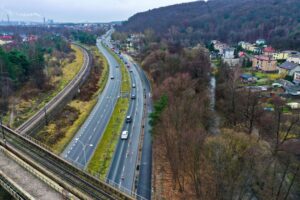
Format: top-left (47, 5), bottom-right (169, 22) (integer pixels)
top-left (0, 7), bottom-right (42, 20)
top-left (0, 0), bottom-right (195, 22)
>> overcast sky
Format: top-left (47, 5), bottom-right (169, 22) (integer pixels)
top-left (0, 0), bottom-right (195, 23)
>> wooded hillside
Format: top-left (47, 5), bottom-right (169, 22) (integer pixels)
top-left (118, 0), bottom-right (300, 50)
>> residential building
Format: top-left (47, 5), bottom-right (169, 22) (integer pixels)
top-left (239, 41), bottom-right (262, 54)
top-left (287, 53), bottom-right (300, 64)
top-left (252, 55), bottom-right (277, 72)
top-left (214, 41), bottom-right (229, 55)
top-left (294, 71), bottom-right (300, 84)
top-left (263, 46), bottom-right (276, 56)
top-left (256, 39), bottom-right (266, 46)
top-left (223, 48), bottom-right (235, 59)
top-left (273, 51), bottom-right (290, 60)
top-left (278, 61), bottom-right (300, 76)
top-left (0, 35), bottom-right (13, 40)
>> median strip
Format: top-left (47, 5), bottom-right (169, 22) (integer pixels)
top-left (87, 45), bottom-right (131, 179)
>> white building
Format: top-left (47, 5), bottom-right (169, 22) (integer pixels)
top-left (287, 54), bottom-right (300, 64)
top-left (223, 48), bottom-right (235, 59)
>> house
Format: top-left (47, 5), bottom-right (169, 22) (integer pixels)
top-left (256, 39), bottom-right (266, 46)
top-left (0, 35), bottom-right (13, 40)
top-left (287, 102), bottom-right (300, 109)
top-left (278, 61), bottom-right (300, 76)
top-left (287, 53), bottom-right (300, 64)
top-left (263, 46), bottom-right (276, 56)
top-left (223, 48), bottom-right (235, 59)
top-left (239, 41), bottom-right (262, 54)
top-left (214, 41), bottom-right (229, 55)
top-left (273, 51), bottom-right (289, 60)
top-left (252, 55), bottom-right (277, 72)
top-left (293, 71), bottom-right (300, 84)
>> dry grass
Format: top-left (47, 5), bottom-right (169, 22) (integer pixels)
top-left (87, 44), bottom-right (131, 177)
top-left (7, 45), bottom-right (84, 128)
top-left (34, 46), bottom-right (109, 154)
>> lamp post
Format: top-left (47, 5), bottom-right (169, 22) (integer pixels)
top-left (44, 107), bottom-right (48, 126)
top-left (0, 115), bottom-right (5, 145)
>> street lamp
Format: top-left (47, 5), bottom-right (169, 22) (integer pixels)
top-left (75, 138), bottom-right (93, 166)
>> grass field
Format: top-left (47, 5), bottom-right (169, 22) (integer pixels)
top-left (87, 44), bottom-right (131, 178)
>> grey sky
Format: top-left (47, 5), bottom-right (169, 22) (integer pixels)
top-left (0, 0), bottom-right (195, 23)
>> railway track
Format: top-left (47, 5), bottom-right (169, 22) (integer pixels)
top-left (2, 125), bottom-right (134, 200)
top-left (16, 44), bottom-right (91, 135)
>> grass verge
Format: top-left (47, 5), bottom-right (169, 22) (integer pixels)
top-left (87, 44), bottom-right (131, 178)
top-left (34, 46), bottom-right (109, 154)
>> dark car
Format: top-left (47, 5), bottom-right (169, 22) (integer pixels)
top-left (131, 94), bottom-right (136, 99)
top-left (126, 115), bottom-right (132, 123)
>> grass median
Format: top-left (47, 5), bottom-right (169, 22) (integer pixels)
top-left (87, 44), bottom-right (131, 179)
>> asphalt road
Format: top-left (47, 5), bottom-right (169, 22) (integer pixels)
top-left (107, 50), bottom-right (152, 200)
top-left (62, 37), bottom-right (122, 169)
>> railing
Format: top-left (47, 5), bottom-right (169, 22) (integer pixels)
top-left (0, 171), bottom-right (32, 200)
top-left (0, 146), bottom-right (78, 200)
top-left (2, 125), bottom-right (134, 200)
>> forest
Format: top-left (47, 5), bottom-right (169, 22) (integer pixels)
top-left (118, 0), bottom-right (300, 50)
top-left (0, 33), bottom-right (72, 113)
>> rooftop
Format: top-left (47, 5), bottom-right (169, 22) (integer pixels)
top-left (254, 55), bottom-right (276, 61)
top-left (278, 61), bottom-right (299, 70)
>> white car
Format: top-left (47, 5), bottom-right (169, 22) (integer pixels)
top-left (121, 131), bottom-right (129, 140)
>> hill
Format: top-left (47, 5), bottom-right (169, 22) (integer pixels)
top-left (118, 0), bottom-right (300, 50)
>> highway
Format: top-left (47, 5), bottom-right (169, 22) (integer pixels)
top-left (107, 49), bottom-right (152, 200)
top-left (62, 36), bottom-right (122, 169)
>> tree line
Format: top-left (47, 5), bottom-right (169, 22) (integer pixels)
top-left (122, 33), bottom-right (300, 199)
top-left (0, 34), bottom-right (72, 113)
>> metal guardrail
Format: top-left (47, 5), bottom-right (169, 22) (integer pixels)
top-left (16, 44), bottom-right (92, 135)
top-left (2, 125), bottom-right (135, 200)
top-left (0, 171), bottom-right (32, 200)
top-left (0, 147), bottom-right (79, 200)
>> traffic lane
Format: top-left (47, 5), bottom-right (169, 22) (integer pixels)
top-left (63, 58), bottom-right (118, 160)
top-left (73, 44), bottom-right (122, 166)
top-left (62, 41), bottom-right (120, 165)
top-left (119, 60), bottom-right (144, 190)
top-left (120, 88), bottom-right (143, 190)
top-left (112, 88), bottom-right (137, 181)
top-left (107, 77), bottom-right (136, 181)
top-left (121, 57), bottom-right (153, 197)
top-left (65, 80), bottom-right (118, 166)
top-left (75, 84), bottom-right (120, 167)
top-left (131, 62), bottom-right (153, 200)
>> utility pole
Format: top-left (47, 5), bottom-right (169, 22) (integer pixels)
top-left (44, 107), bottom-right (48, 126)
top-left (0, 115), bottom-right (6, 145)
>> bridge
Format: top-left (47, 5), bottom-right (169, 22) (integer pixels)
top-left (0, 124), bottom-right (134, 200)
